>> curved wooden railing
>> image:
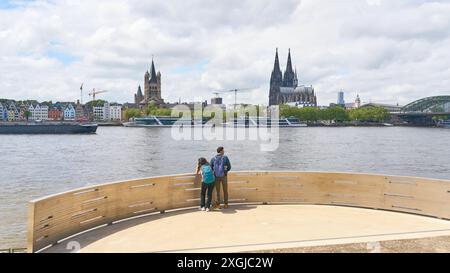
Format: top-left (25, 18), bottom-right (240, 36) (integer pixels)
top-left (27, 171), bottom-right (450, 252)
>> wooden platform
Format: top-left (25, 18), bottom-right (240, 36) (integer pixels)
top-left (42, 205), bottom-right (450, 253)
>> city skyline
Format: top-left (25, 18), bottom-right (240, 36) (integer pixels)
top-left (1, 0), bottom-right (450, 106)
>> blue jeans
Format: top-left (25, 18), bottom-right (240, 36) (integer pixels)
top-left (200, 182), bottom-right (215, 209)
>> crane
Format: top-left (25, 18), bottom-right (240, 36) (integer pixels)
top-left (213, 88), bottom-right (255, 109)
top-left (80, 83), bottom-right (84, 104)
top-left (88, 88), bottom-right (108, 102)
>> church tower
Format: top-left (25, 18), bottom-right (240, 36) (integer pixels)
top-left (269, 48), bottom-right (283, 106)
top-left (134, 85), bottom-right (144, 104)
top-left (143, 59), bottom-right (162, 103)
top-left (282, 49), bottom-right (296, 88)
top-left (144, 69), bottom-right (150, 102)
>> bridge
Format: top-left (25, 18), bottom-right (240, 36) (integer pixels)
top-left (391, 96), bottom-right (450, 125)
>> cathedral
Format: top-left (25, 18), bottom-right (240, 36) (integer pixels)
top-left (269, 49), bottom-right (317, 107)
top-left (134, 59), bottom-right (163, 106)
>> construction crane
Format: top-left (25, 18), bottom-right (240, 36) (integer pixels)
top-left (213, 88), bottom-right (255, 109)
top-left (88, 88), bottom-right (108, 102)
top-left (80, 83), bottom-right (84, 104)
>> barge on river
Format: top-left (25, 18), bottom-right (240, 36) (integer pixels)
top-left (0, 122), bottom-right (98, 134)
top-left (123, 116), bottom-right (307, 128)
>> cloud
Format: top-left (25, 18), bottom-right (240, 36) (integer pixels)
top-left (0, 0), bottom-right (449, 106)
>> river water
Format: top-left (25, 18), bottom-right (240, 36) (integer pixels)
top-left (0, 126), bottom-right (449, 249)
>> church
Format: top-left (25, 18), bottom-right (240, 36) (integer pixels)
top-left (134, 59), bottom-right (164, 107)
top-left (269, 49), bottom-right (317, 107)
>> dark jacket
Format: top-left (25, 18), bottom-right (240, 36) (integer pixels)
top-left (210, 155), bottom-right (231, 176)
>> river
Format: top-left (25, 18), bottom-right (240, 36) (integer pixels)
top-left (0, 126), bottom-right (449, 249)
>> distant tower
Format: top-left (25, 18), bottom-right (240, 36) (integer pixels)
top-left (282, 49), bottom-right (296, 88)
top-left (134, 85), bottom-right (144, 104)
top-left (144, 70), bottom-right (150, 101)
top-left (355, 94), bottom-right (361, 108)
top-left (337, 91), bottom-right (345, 106)
top-left (269, 48), bottom-right (283, 106)
top-left (144, 59), bottom-right (162, 102)
top-left (293, 67), bottom-right (298, 88)
top-left (156, 71), bottom-right (161, 100)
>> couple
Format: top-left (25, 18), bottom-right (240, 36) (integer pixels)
top-left (196, 146), bottom-right (231, 212)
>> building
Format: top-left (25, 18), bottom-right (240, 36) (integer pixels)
top-left (29, 104), bottom-right (49, 121)
top-left (109, 103), bottom-right (122, 121)
top-left (48, 106), bottom-right (63, 120)
top-left (337, 91), bottom-right (345, 106)
top-left (0, 102), bottom-right (8, 121)
top-left (93, 102), bottom-right (112, 121)
top-left (134, 86), bottom-right (144, 105)
top-left (134, 59), bottom-right (163, 107)
top-left (335, 94), bottom-right (361, 109)
top-left (211, 97), bottom-right (223, 105)
top-left (75, 100), bottom-right (87, 121)
top-left (28, 104), bottom-right (48, 120)
top-left (269, 49), bottom-right (317, 107)
top-left (63, 104), bottom-right (76, 120)
top-left (361, 103), bottom-right (402, 113)
top-left (355, 94), bottom-right (361, 108)
top-left (7, 103), bottom-right (19, 121)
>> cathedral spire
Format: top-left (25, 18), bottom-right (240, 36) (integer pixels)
top-left (149, 58), bottom-right (158, 83)
top-left (270, 48), bottom-right (282, 86)
top-left (273, 48), bottom-right (281, 73)
top-left (282, 49), bottom-right (295, 87)
top-left (269, 48), bottom-right (283, 106)
top-left (286, 48), bottom-right (293, 74)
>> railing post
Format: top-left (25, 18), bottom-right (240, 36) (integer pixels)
top-left (27, 201), bottom-right (36, 253)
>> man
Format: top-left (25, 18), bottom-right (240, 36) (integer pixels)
top-left (210, 146), bottom-right (231, 209)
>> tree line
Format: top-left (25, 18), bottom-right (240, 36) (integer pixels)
top-left (280, 105), bottom-right (390, 123)
top-left (124, 103), bottom-right (391, 123)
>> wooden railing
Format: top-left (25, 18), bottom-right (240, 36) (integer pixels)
top-left (27, 171), bottom-right (450, 252)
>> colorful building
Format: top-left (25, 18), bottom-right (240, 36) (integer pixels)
top-left (63, 104), bottom-right (76, 120)
top-left (7, 103), bottom-right (19, 121)
top-left (48, 106), bottom-right (63, 120)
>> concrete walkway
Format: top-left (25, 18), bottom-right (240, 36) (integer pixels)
top-left (43, 205), bottom-right (450, 253)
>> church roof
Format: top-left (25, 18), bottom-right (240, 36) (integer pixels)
top-left (149, 59), bottom-right (158, 84)
top-left (137, 85), bottom-right (143, 96)
top-left (280, 86), bottom-right (314, 94)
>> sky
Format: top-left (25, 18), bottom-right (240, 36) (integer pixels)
top-left (1, 0), bottom-right (450, 106)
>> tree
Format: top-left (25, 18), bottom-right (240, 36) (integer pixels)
top-left (24, 111), bottom-right (32, 121)
top-left (124, 108), bottom-right (142, 120)
top-left (85, 100), bottom-right (106, 108)
top-left (348, 107), bottom-right (389, 122)
top-left (145, 103), bottom-right (172, 116)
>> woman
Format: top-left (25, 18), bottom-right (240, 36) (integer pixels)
top-left (196, 157), bottom-right (216, 212)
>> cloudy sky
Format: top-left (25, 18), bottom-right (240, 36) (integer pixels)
top-left (1, 0), bottom-right (450, 106)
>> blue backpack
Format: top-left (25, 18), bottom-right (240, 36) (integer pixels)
top-left (213, 156), bottom-right (225, 178)
top-left (202, 165), bottom-right (215, 184)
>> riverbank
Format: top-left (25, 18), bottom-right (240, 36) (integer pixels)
top-left (96, 121), bottom-right (123, 127)
top-left (305, 122), bottom-right (440, 127)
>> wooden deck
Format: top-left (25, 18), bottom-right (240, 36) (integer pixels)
top-left (42, 204), bottom-right (450, 253)
top-left (28, 171), bottom-right (450, 253)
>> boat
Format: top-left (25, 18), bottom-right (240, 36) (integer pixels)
top-left (0, 122), bottom-right (98, 134)
top-left (123, 116), bottom-right (205, 127)
top-left (123, 116), bottom-right (307, 128)
top-left (440, 120), bottom-right (450, 128)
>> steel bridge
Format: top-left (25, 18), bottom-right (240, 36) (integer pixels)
top-left (391, 96), bottom-right (450, 125)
